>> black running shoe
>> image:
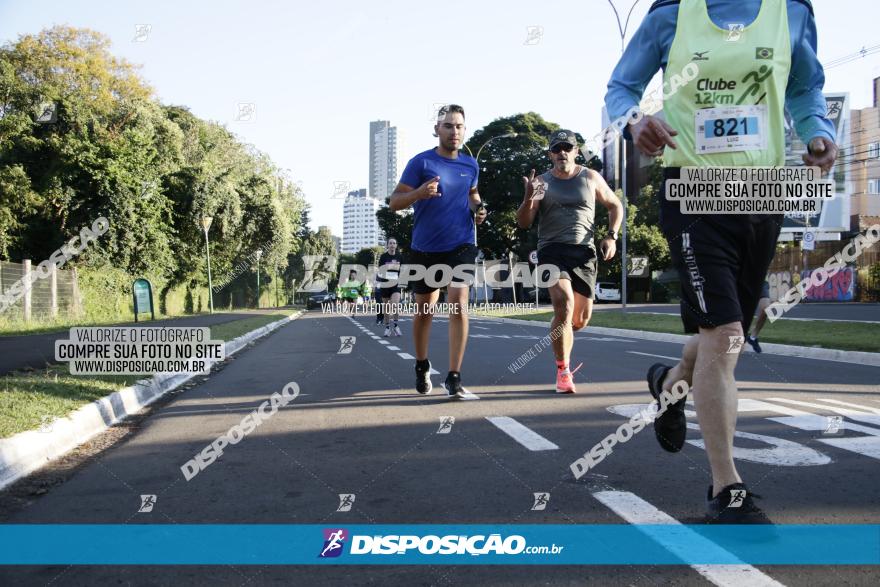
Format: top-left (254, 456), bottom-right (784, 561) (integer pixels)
top-left (443, 371), bottom-right (465, 400)
top-left (647, 363), bottom-right (687, 453)
top-left (705, 483), bottom-right (774, 526)
top-left (745, 335), bottom-right (762, 354)
top-left (415, 359), bottom-right (433, 395)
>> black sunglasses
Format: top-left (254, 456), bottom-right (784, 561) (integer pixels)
top-left (550, 143), bottom-right (575, 154)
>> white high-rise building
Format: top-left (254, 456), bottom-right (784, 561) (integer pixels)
top-left (370, 120), bottom-right (401, 201)
top-left (342, 189), bottom-right (384, 254)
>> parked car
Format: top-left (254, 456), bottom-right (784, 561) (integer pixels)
top-left (595, 282), bottom-right (621, 303)
top-left (306, 291), bottom-right (335, 309)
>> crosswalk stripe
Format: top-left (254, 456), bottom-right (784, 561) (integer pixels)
top-left (398, 352), bottom-right (415, 359)
top-left (591, 490), bottom-right (785, 587)
top-left (485, 417), bottom-right (558, 451)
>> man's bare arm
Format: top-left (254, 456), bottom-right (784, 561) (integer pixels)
top-left (516, 169), bottom-right (540, 229)
top-left (389, 177), bottom-right (440, 211)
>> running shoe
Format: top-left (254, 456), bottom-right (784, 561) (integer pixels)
top-left (415, 359), bottom-right (432, 395)
top-left (555, 362), bottom-right (582, 394)
top-left (745, 334), bottom-right (762, 354)
top-left (647, 363), bottom-right (687, 453)
top-left (705, 483), bottom-right (774, 530)
top-left (443, 371), bottom-right (465, 400)
top-left (384, 325), bottom-right (391, 337)
top-left (394, 325), bottom-right (402, 337)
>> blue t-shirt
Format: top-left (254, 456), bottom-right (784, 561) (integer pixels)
top-left (399, 148), bottom-right (479, 253)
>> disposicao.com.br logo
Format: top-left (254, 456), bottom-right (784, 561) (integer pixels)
top-left (319, 529), bottom-right (563, 558)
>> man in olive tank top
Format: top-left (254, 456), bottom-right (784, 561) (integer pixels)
top-left (605, 0), bottom-right (837, 524)
top-left (516, 130), bottom-right (623, 394)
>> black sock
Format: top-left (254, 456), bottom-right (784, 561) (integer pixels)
top-left (416, 359), bottom-right (430, 370)
top-left (447, 370), bottom-right (460, 379)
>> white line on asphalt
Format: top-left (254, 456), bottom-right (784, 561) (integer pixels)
top-left (378, 341), bottom-right (390, 345)
top-left (813, 398), bottom-right (880, 415)
top-left (627, 351), bottom-right (681, 362)
top-left (485, 417), bottom-right (558, 451)
top-left (398, 352), bottom-right (415, 359)
top-left (473, 325), bottom-right (489, 330)
top-left (461, 388), bottom-right (479, 400)
top-left (766, 397), bottom-right (880, 426)
top-left (591, 490), bottom-right (785, 587)
top-left (388, 346), bottom-right (401, 351)
top-left (430, 368), bottom-right (440, 375)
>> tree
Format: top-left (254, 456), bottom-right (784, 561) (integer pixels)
top-left (0, 26), bottom-right (308, 311)
top-left (376, 206), bottom-right (412, 252)
top-left (355, 246), bottom-right (384, 269)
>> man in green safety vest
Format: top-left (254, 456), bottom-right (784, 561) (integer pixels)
top-left (605, 0), bottom-right (837, 524)
top-left (336, 270), bottom-right (366, 313)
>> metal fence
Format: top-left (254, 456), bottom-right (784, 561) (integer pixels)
top-left (0, 260), bottom-right (83, 321)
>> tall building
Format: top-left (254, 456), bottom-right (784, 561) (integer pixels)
top-left (849, 76), bottom-right (880, 230)
top-left (342, 189), bottom-right (384, 254)
top-left (369, 120), bottom-right (401, 201)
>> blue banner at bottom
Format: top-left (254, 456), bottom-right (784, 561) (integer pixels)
top-left (1, 525), bottom-right (878, 565)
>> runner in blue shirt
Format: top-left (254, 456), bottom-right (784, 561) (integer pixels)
top-left (389, 104), bottom-right (487, 399)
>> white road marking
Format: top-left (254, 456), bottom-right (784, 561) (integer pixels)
top-left (387, 346), bottom-right (401, 351)
top-left (812, 398), bottom-right (880, 415)
top-left (766, 398), bottom-right (880, 427)
top-left (607, 403), bottom-right (830, 467)
top-left (461, 388), bottom-right (479, 400)
top-left (398, 352), bottom-right (415, 359)
top-left (627, 351), bottom-right (680, 362)
top-left (591, 490), bottom-right (785, 587)
top-left (738, 399), bottom-right (880, 460)
top-left (485, 417), bottom-right (558, 451)
top-left (472, 325), bottom-right (490, 330)
top-left (684, 423), bottom-right (830, 466)
top-left (378, 341), bottom-right (390, 345)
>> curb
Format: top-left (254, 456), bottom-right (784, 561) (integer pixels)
top-left (0, 311), bottom-right (303, 491)
top-left (481, 315), bottom-right (880, 367)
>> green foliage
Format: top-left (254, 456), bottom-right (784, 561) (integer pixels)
top-left (0, 26), bottom-right (307, 317)
top-left (355, 246), bottom-right (384, 268)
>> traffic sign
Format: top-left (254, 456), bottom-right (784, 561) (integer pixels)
top-left (803, 230), bottom-right (816, 251)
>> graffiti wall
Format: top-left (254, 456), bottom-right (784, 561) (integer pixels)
top-left (767, 271), bottom-right (792, 301)
top-left (800, 267), bottom-right (855, 301)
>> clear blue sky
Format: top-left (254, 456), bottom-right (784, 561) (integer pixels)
top-left (2, 0), bottom-right (879, 236)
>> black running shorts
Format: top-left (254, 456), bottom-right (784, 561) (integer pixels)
top-left (406, 243), bottom-right (479, 295)
top-left (660, 167), bottom-right (782, 334)
top-left (537, 243), bottom-right (598, 299)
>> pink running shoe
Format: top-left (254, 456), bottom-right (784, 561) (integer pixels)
top-left (555, 363), bottom-right (583, 394)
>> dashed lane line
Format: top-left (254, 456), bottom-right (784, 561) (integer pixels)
top-left (485, 417), bottom-right (558, 451)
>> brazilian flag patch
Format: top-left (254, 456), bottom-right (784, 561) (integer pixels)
top-left (756, 47), bottom-right (774, 60)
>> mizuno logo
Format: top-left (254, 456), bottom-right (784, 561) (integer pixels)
top-left (692, 51), bottom-right (710, 61)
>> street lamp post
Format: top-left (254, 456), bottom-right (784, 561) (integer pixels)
top-left (200, 216), bottom-right (214, 314)
top-left (254, 249), bottom-right (263, 309)
top-left (605, 0), bottom-right (643, 312)
top-left (467, 132), bottom-right (517, 304)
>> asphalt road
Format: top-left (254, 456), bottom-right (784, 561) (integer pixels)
top-left (1, 310), bottom-right (878, 585)
top-left (599, 302), bottom-right (880, 323)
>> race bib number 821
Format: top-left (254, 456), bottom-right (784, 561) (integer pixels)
top-left (695, 105), bottom-right (767, 154)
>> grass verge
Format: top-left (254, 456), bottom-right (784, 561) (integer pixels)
top-left (498, 309), bottom-right (880, 353)
top-left (0, 310), bottom-right (294, 439)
